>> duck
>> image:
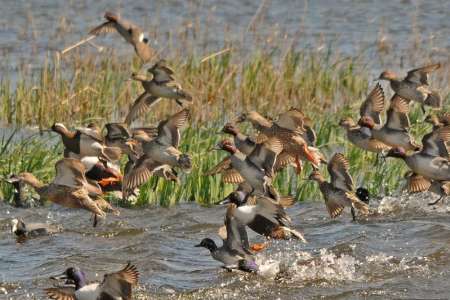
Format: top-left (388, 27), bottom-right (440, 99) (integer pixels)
top-left (210, 138), bottom-right (282, 199)
top-left (2, 175), bottom-right (30, 207)
top-left (51, 123), bottom-right (122, 162)
top-left (10, 218), bottom-right (61, 238)
top-left (195, 204), bottom-right (258, 272)
top-left (45, 262), bottom-right (139, 300)
top-left (221, 123), bottom-right (256, 155)
top-left (339, 83), bottom-right (391, 154)
top-left (219, 182), bottom-right (295, 208)
top-left (388, 126), bottom-right (450, 191)
top-left (221, 191), bottom-right (306, 242)
top-left (276, 107), bottom-right (317, 146)
top-left (425, 112), bottom-right (450, 130)
top-left (308, 153), bottom-right (369, 220)
top-left (125, 60), bottom-right (192, 124)
top-left (123, 109), bottom-right (192, 197)
top-left (378, 63), bottom-right (442, 111)
top-left (358, 95), bottom-right (420, 151)
top-left (9, 158), bottom-right (119, 227)
top-left (89, 12), bottom-right (156, 63)
top-left (237, 111), bottom-right (323, 173)
top-left (80, 156), bottom-right (123, 192)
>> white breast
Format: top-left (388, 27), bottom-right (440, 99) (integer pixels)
top-left (235, 205), bottom-right (257, 224)
top-left (75, 283), bottom-right (101, 300)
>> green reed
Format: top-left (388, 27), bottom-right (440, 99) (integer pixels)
top-left (0, 46), bottom-right (448, 206)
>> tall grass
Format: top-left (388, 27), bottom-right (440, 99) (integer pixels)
top-left (0, 45), bottom-right (449, 206)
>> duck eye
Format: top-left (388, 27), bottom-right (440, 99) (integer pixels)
top-left (128, 28), bottom-right (132, 34)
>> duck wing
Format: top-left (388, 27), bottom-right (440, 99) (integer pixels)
top-left (122, 155), bottom-right (163, 192)
top-left (276, 109), bottom-right (306, 132)
top-left (254, 195), bottom-right (291, 226)
top-left (156, 109), bottom-right (190, 147)
top-left (52, 158), bottom-right (87, 188)
top-left (45, 286), bottom-right (76, 300)
top-left (105, 123), bottom-right (131, 140)
top-left (328, 153), bottom-right (354, 191)
top-left (99, 262), bottom-right (139, 300)
top-left (247, 137), bottom-right (283, 177)
top-left (421, 126), bottom-right (450, 158)
top-left (77, 127), bottom-right (104, 143)
top-left (405, 63), bottom-right (441, 85)
top-left (125, 92), bottom-right (161, 125)
top-left (360, 83), bottom-right (385, 125)
top-left (385, 95), bottom-right (410, 130)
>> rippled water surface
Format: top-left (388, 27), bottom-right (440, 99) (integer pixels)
top-left (1, 194), bottom-right (450, 299)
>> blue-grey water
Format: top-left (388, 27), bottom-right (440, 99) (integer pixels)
top-left (1, 1), bottom-right (450, 299)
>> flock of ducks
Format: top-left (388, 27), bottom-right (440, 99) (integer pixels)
top-left (2, 12), bottom-right (449, 300)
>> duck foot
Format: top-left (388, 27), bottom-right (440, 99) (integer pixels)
top-left (295, 156), bottom-right (302, 174)
top-left (250, 242), bottom-right (267, 252)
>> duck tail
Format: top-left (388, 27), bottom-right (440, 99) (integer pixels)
top-left (425, 91), bottom-right (442, 108)
top-left (102, 146), bottom-right (122, 162)
top-left (278, 195), bottom-right (295, 208)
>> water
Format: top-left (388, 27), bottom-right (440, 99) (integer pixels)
top-left (1, 193), bottom-right (449, 299)
top-left (1, 0), bottom-right (450, 76)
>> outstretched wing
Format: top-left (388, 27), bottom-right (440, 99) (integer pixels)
top-left (405, 63), bottom-right (440, 85)
top-left (156, 109), bottom-right (190, 147)
top-left (359, 83), bottom-right (385, 125)
top-left (328, 153), bottom-right (354, 192)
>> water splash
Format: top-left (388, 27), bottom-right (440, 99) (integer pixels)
top-left (377, 192), bottom-right (450, 215)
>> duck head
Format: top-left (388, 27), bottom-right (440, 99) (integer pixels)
top-left (10, 218), bottom-right (26, 236)
top-left (378, 70), bottom-right (397, 81)
top-left (130, 72), bottom-right (149, 82)
top-left (213, 139), bottom-right (237, 154)
top-left (51, 267), bottom-right (87, 290)
top-left (195, 238), bottom-right (218, 252)
top-left (356, 187), bottom-right (370, 204)
top-left (178, 154), bottom-right (192, 171)
top-left (51, 123), bottom-right (68, 134)
top-left (220, 191), bottom-right (247, 206)
top-left (386, 147), bottom-right (407, 159)
top-left (222, 123), bottom-right (239, 136)
top-left (339, 117), bottom-right (356, 129)
top-left (358, 116), bottom-right (376, 129)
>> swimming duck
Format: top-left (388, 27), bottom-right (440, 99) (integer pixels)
top-left (378, 63), bottom-right (441, 111)
top-left (309, 153), bottom-right (369, 220)
top-left (10, 218), bottom-right (61, 238)
top-left (52, 123), bottom-right (122, 162)
top-left (221, 191), bottom-right (306, 242)
top-left (2, 176), bottom-right (30, 207)
top-left (340, 83), bottom-right (390, 154)
top-left (387, 125), bottom-right (450, 183)
top-left (123, 109), bottom-right (192, 197)
top-left (211, 138), bottom-right (282, 199)
top-left (195, 204), bottom-right (258, 272)
top-left (237, 111), bottom-right (323, 173)
top-left (89, 12), bottom-right (156, 63)
top-left (125, 60), bottom-right (192, 124)
top-left (359, 95), bottom-right (420, 151)
top-left (45, 262), bottom-right (139, 300)
top-left (9, 158), bottom-right (119, 227)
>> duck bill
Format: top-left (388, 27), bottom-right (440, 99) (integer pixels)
top-left (50, 273), bottom-right (68, 280)
top-left (216, 196), bottom-right (231, 205)
top-left (194, 243), bottom-right (202, 247)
